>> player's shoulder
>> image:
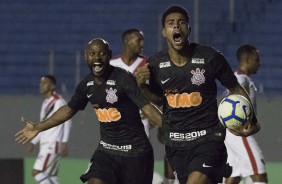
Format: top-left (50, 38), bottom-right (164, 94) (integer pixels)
top-left (76, 73), bottom-right (95, 90)
top-left (193, 43), bottom-right (222, 57)
top-left (51, 92), bottom-right (67, 105)
top-left (111, 66), bottom-right (136, 84)
top-left (192, 43), bottom-right (229, 67)
top-left (148, 50), bottom-right (169, 65)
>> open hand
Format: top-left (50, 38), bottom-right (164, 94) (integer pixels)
top-left (15, 117), bottom-right (40, 144)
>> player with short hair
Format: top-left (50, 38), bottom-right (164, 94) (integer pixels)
top-left (110, 28), bottom-right (153, 138)
top-left (28, 74), bottom-right (72, 184)
top-left (136, 5), bottom-right (261, 184)
top-left (224, 44), bottom-right (268, 184)
top-left (110, 28), bottom-right (176, 184)
top-left (15, 38), bottom-right (163, 184)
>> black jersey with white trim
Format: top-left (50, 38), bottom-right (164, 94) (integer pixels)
top-left (148, 43), bottom-right (237, 147)
top-left (68, 65), bottom-right (152, 156)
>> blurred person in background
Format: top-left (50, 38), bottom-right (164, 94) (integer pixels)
top-left (110, 28), bottom-right (176, 184)
top-left (110, 28), bottom-right (154, 138)
top-left (15, 38), bottom-right (163, 184)
top-left (223, 44), bottom-right (267, 184)
top-left (27, 74), bottom-right (72, 184)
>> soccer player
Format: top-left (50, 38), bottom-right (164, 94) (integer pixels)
top-left (109, 28), bottom-right (176, 183)
top-left (223, 44), bottom-right (268, 184)
top-left (136, 5), bottom-right (261, 184)
top-left (27, 75), bottom-right (72, 184)
top-left (110, 28), bottom-right (153, 138)
top-left (15, 38), bottom-right (163, 184)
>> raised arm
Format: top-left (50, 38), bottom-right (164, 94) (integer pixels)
top-left (136, 63), bottom-right (163, 106)
top-left (15, 105), bottom-right (77, 144)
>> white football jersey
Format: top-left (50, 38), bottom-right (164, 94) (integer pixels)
top-left (110, 55), bottom-right (152, 137)
top-left (234, 70), bottom-right (257, 113)
top-left (225, 70), bottom-right (266, 178)
top-left (110, 55), bottom-right (147, 75)
top-left (31, 92), bottom-right (72, 152)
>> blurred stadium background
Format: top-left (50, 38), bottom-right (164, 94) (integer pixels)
top-left (1, 0), bottom-right (281, 183)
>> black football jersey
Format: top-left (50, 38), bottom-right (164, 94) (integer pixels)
top-left (68, 65), bottom-right (152, 156)
top-left (148, 43), bottom-right (238, 147)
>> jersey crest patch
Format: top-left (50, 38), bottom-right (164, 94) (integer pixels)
top-left (191, 68), bottom-right (205, 86)
top-left (106, 87), bottom-right (118, 104)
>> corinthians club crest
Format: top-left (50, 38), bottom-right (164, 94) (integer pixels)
top-left (106, 87), bottom-right (118, 104)
top-left (191, 68), bottom-right (205, 86)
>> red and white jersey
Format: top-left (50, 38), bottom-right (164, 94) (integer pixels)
top-left (110, 55), bottom-right (147, 76)
top-left (225, 70), bottom-right (266, 178)
top-left (235, 69), bottom-right (257, 112)
top-left (110, 55), bottom-right (152, 137)
top-left (31, 92), bottom-right (72, 153)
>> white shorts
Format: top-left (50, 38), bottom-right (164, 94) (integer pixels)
top-left (225, 130), bottom-right (266, 177)
top-left (33, 142), bottom-right (61, 176)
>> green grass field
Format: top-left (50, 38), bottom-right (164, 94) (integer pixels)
top-left (24, 157), bottom-right (282, 184)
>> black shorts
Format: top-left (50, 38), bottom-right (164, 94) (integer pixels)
top-left (165, 141), bottom-right (232, 184)
top-left (80, 150), bottom-right (154, 184)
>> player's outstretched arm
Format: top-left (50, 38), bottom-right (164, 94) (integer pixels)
top-left (15, 105), bottom-right (77, 144)
top-left (15, 117), bottom-right (39, 144)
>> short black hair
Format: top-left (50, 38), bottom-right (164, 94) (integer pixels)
top-left (122, 28), bottom-right (143, 42)
top-left (236, 44), bottom-right (258, 61)
top-left (42, 74), bottom-right (56, 85)
top-left (161, 5), bottom-right (190, 27)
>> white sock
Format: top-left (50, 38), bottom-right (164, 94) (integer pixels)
top-left (50, 176), bottom-right (59, 184)
top-left (34, 172), bottom-right (51, 184)
top-left (253, 182), bottom-right (267, 184)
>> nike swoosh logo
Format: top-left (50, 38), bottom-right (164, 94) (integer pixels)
top-left (202, 163), bottom-right (213, 168)
top-left (87, 94), bottom-right (93, 98)
top-left (161, 78), bottom-right (170, 84)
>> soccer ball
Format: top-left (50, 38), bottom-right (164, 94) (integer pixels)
top-left (218, 94), bottom-right (252, 129)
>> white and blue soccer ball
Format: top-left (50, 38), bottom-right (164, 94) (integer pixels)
top-left (218, 94), bottom-right (252, 129)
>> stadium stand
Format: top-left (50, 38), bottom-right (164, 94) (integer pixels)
top-left (0, 0), bottom-right (281, 95)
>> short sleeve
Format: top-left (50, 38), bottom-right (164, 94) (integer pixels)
top-left (68, 82), bottom-right (89, 111)
top-left (212, 53), bottom-right (237, 89)
top-left (119, 70), bottom-right (149, 109)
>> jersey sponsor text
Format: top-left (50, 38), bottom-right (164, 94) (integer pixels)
top-left (166, 92), bottom-right (202, 108)
top-left (100, 140), bottom-right (132, 152)
top-left (169, 130), bottom-right (207, 142)
top-left (95, 108), bottom-right (121, 122)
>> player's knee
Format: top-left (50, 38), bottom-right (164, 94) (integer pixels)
top-left (251, 173), bottom-right (268, 183)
